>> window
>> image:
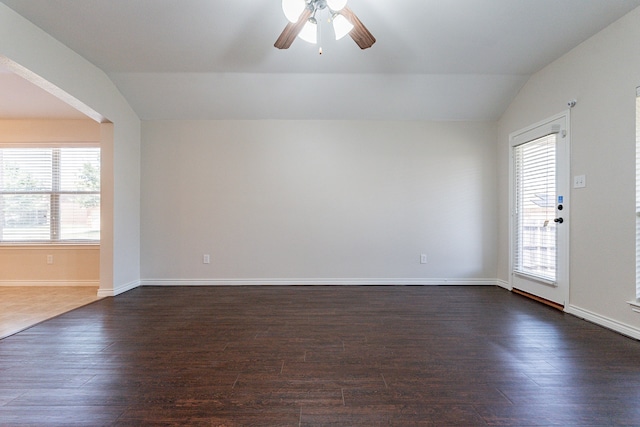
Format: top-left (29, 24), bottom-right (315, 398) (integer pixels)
top-left (0, 146), bottom-right (100, 243)
top-left (514, 133), bottom-right (557, 283)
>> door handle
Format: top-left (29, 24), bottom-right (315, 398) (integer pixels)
top-left (554, 217), bottom-right (564, 224)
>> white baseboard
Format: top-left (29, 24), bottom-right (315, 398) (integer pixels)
top-left (141, 278), bottom-right (499, 287)
top-left (566, 304), bottom-right (640, 341)
top-left (97, 279), bottom-right (140, 297)
top-left (0, 280), bottom-right (99, 287)
top-left (496, 279), bottom-right (511, 290)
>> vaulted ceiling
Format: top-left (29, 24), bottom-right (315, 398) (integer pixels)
top-left (2, 0), bottom-right (640, 121)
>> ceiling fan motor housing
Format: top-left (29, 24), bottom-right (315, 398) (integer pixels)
top-left (309, 0), bottom-right (349, 13)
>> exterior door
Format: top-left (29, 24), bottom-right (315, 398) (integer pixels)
top-left (510, 113), bottom-right (570, 307)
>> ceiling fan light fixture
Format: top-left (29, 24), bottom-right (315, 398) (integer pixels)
top-left (298, 18), bottom-right (318, 44)
top-left (326, 0), bottom-right (348, 12)
top-left (332, 13), bottom-right (353, 40)
top-left (282, 0), bottom-right (306, 23)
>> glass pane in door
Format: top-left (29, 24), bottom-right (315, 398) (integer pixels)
top-left (514, 134), bottom-right (557, 283)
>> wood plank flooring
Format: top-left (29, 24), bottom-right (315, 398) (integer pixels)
top-left (1, 286), bottom-right (639, 426)
top-left (0, 287), bottom-right (101, 339)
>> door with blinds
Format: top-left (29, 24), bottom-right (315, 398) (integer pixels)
top-left (510, 114), bottom-right (570, 307)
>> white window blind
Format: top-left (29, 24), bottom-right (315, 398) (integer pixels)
top-left (0, 146), bottom-right (100, 243)
top-left (514, 134), bottom-right (557, 283)
top-left (636, 88), bottom-right (640, 299)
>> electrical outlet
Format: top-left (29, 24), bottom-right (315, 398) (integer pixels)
top-left (203, 254), bottom-right (210, 264)
top-left (47, 255), bottom-right (53, 264)
top-left (420, 254), bottom-right (427, 264)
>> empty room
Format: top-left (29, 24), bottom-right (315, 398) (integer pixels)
top-left (1, 1), bottom-right (640, 425)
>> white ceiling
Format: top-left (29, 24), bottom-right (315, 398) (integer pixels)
top-left (0, 62), bottom-right (89, 120)
top-left (2, 0), bottom-right (640, 121)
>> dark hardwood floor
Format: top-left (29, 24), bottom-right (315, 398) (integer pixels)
top-left (1, 286), bottom-right (639, 426)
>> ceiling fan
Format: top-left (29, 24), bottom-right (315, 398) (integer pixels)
top-left (275, 0), bottom-right (376, 51)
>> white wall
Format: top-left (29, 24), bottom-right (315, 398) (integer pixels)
top-left (0, 4), bottom-right (141, 295)
top-left (141, 120), bottom-right (497, 285)
top-left (498, 7), bottom-right (640, 335)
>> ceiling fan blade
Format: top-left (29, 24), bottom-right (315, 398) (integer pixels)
top-left (274, 8), bottom-right (313, 49)
top-left (341, 6), bottom-right (376, 50)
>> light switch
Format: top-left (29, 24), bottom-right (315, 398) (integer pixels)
top-left (573, 175), bottom-right (586, 188)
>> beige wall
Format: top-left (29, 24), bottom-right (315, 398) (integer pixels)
top-left (0, 119), bottom-right (101, 286)
top-left (141, 120), bottom-right (498, 284)
top-left (0, 245), bottom-right (99, 285)
top-left (498, 7), bottom-right (640, 335)
top-left (0, 119), bottom-right (101, 142)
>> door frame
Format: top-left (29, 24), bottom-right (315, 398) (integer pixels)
top-left (508, 111), bottom-right (571, 308)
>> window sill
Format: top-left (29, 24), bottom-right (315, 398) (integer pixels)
top-left (627, 300), bottom-right (640, 314)
top-left (0, 243), bottom-right (99, 250)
